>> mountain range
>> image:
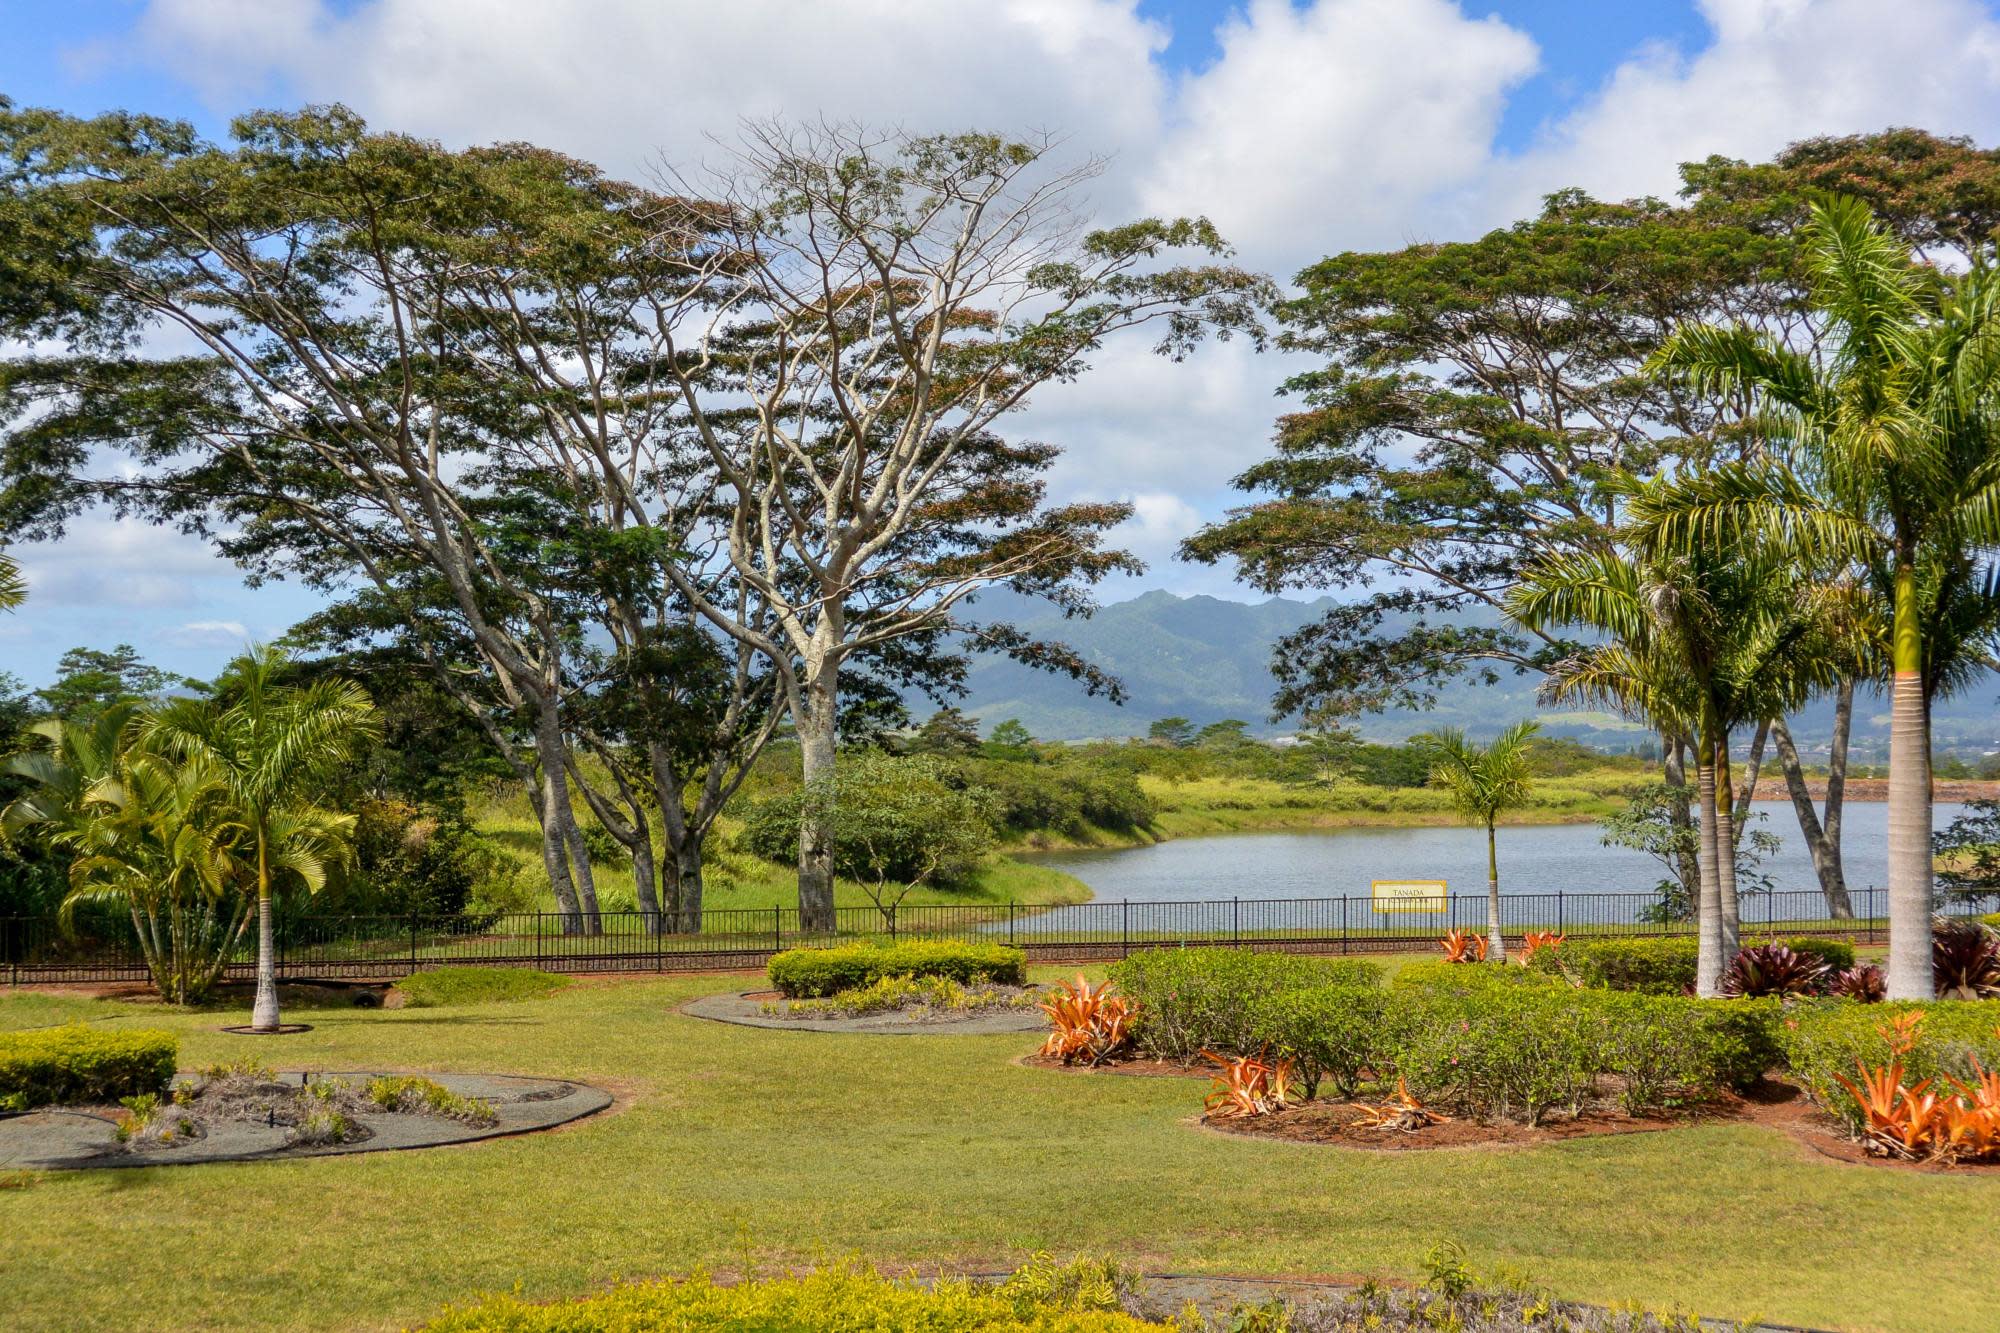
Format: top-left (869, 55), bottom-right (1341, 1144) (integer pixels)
top-left (943, 588), bottom-right (2000, 758)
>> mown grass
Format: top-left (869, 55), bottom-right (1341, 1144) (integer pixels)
top-left (395, 967), bottom-right (571, 1008)
top-left (0, 965), bottom-right (1991, 1333)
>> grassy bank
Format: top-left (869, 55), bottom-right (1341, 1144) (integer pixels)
top-left (1, 969), bottom-right (1990, 1333)
top-left (1003, 771), bottom-right (1638, 852)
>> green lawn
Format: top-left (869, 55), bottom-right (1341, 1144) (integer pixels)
top-left (2, 968), bottom-right (1989, 1333)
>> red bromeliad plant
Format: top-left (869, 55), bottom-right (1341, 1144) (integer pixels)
top-left (1352, 1075), bottom-right (1450, 1133)
top-left (1038, 974), bottom-right (1137, 1066)
top-left (1439, 930), bottom-right (1488, 964)
top-left (1200, 1050), bottom-right (1296, 1119)
top-left (1827, 964), bottom-right (1888, 1002)
top-left (1720, 943), bottom-right (1829, 998)
top-left (1932, 922), bottom-right (2000, 999)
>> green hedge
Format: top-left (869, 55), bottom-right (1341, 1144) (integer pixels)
top-left (1775, 999), bottom-right (2000, 1132)
top-left (1107, 947), bottom-right (1382, 1063)
top-left (0, 1026), bottom-right (178, 1112)
top-left (1526, 936), bottom-right (1855, 994)
top-left (766, 941), bottom-right (1027, 998)
top-left (419, 1263), bottom-right (1164, 1333)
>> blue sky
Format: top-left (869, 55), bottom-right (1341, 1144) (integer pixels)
top-left (4, 0), bottom-right (1999, 689)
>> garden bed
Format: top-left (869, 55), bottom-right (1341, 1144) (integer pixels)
top-left (0, 1068), bottom-right (611, 1169)
top-left (681, 989), bottom-right (1044, 1035)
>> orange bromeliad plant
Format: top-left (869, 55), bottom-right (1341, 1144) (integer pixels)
top-left (1200, 1050), bottom-right (1296, 1119)
top-left (1517, 931), bottom-right (1566, 963)
top-left (1830, 1015), bottom-right (2000, 1164)
top-left (1352, 1076), bottom-right (1450, 1132)
top-left (1038, 974), bottom-right (1137, 1066)
top-left (1439, 930), bottom-right (1488, 964)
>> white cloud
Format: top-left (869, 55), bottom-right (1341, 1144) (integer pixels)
top-left (1485, 0), bottom-right (2000, 222)
top-left (15, 514), bottom-right (229, 609)
top-left (162, 619), bottom-right (251, 647)
top-left (1139, 0), bottom-right (1539, 267)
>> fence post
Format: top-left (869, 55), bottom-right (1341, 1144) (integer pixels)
top-left (1557, 891), bottom-right (1564, 936)
top-left (409, 914), bottom-right (419, 977)
top-left (1340, 895), bottom-right (1349, 954)
top-left (773, 904), bottom-right (782, 953)
top-left (1122, 900), bottom-right (1130, 959)
top-left (1232, 896), bottom-right (1240, 949)
top-left (1007, 899), bottom-right (1016, 947)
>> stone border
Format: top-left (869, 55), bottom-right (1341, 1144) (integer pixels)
top-left (680, 988), bottom-right (1045, 1035)
top-left (218, 1023), bottom-right (315, 1035)
top-left (0, 1070), bottom-right (612, 1170)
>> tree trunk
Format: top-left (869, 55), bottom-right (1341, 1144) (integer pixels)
top-left (1772, 713), bottom-right (1854, 919)
top-left (251, 868), bottom-right (280, 1032)
top-left (673, 841), bottom-right (705, 936)
top-left (630, 831), bottom-right (662, 935)
top-left (1484, 820), bottom-right (1505, 961)
top-left (557, 810), bottom-right (605, 936)
top-left (796, 671), bottom-right (839, 933)
top-left (1712, 729), bottom-right (1741, 964)
top-left (1694, 749), bottom-right (1724, 999)
top-left (1662, 734), bottom-right (1700, 910)
top-left (1886, 558), bottom-right (1935, 999)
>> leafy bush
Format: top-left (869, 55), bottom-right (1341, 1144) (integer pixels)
top-left (1776, 1000), bottom-right (2000, 1131)
top-left (417, 1261), bottom-right (1167, 1333)
top-left (1721, 943), bottom-right (1829, 997)
top-left (396, 966), bottom-right (570, 1008)
top-left (365, 1075), bottom-right (497, 1125)
top-left (1247, 982), bottom-right (1385, 1098)
top-left (0, 1026), bottom-right (177, 1110)
top-left (1526, 937), bottom-right (1696, 993)
top-left (766, 941), bottom-right (1027, 998)
top-left (1773, 936), bottom-right (1856, 973)
top-left (772, 974), bottom-right (1036, 1018)
top-left (1108, 948), bottom-right (1382, 1061)
top-left (738, 752), bottom-right (995, 888)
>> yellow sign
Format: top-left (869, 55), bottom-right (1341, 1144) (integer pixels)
top-left (1371, 880), bottom-right (1447, 914)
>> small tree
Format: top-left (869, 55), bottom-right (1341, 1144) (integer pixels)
top-left (1148, 717), bottom-right (1196, 748)
top-left (912, 708), bottom-right (982, 756)
top-left (986, 719), bottom-right (1034, 754)
top-left (143, 647), bottom-right (377, 1032)
top-left (741, 753), bottom-right (994, 930)
top-left (1426, 722), bottom-right (1540, 960)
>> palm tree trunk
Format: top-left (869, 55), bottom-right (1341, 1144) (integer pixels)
top-left (1485, 819), bottom-right (1505, 961)
top-left (251, 870), bottom-right (280, 1032)
top-left (1713, 730), bottom-right (1741, 963)
top-left (1694, 746), bottom-right (1724, 998)
top-left (1887, 557), bottom-right (1935, 998)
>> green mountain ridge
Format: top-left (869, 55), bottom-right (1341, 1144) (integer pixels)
top-left (945, 588), bottom-right (2000, 757)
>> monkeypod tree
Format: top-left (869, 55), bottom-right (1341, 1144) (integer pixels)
top-left (645, 122), bottom-right (1271, 928)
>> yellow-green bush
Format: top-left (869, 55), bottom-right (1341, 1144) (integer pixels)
top-left (766, 940), bottom-right (1026, 997)
top-left (417, 1261), bottom-right (1166, 1333)
top-left (0, 1026), bottom-right (177, 1111)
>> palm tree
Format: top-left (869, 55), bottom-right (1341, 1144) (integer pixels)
top-left (2, 707), bottom-right (254, 1003)
top-left (0, 550), bottom-right (24, 612)
top-left (1426, 721), bottom-right (1540, 961)
top-left (1510, 536), bottom-right (1834, 994)
top-left (143, 646), bottom-right (377, 1031)
top-left (1647, 196), bottom-right (2000, 998)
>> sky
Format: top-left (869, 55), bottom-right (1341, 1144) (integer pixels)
top-left (5, 0), bottom-right (2000, 688)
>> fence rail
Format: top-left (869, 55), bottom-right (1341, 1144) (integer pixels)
top-left (5, 887), bottom-right (1978, 986)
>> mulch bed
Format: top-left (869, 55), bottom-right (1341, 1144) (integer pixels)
top-left (1025, 1051), bottom-right (2000, 1172)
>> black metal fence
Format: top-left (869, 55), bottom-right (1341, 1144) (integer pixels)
top-left (5, 886), bottom-right (1980, 986)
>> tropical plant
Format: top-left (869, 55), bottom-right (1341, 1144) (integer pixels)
top-left (1200, 1051), bottom-right (1295, 1119)
top-left (1720, 943), bottom-right (1829, 998)
top-left (1645, 196), bottom-right (2000, 998)
top-left (1038, 975), bottom-right (1137, 1066)
top-left (1438, 930), bottom-right (1489, 964)
top-left (1932, 921), bottom-right (2000, 999)
top-left (1518, 931), bottom-right (1566, 963)
top-left (142, 647), bottom-right (376, 1031)
top-left (0, 550), bottom-right (23, 613)
top-left (1352, 1076), bottom-right (1450, 1132)
top-left (1828, 964), bottom-right (1888, 1002)
top-left (1425, 721), bottom-right (1540, 960)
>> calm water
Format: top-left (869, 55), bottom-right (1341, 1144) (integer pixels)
top-left (1013, 801), bottom-right (1969, 933)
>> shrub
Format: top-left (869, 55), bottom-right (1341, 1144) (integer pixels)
top-left (365, 1075), bottom-right (497, 1125)
top-left (416, 1262), bottom-right (1168, 1333)
top-left (773, 974), bottom-right (1036, 1019)
top-left (396, 966), bottom-right (570, 1008)
top-left (1526, 937), bottom-right (1696, 994)
top-left (1039, 975), bottom-right (1138, 1065)
top-left (0, 1026), bottom-right (177, 1110)
top-left (766, 941), bottom-right (1027, 998)
top-left (1108, 948), bottom-right (1382, 1061)
top-left (1776, 1000), bottom-right (2000, 1131)
top-left (1933, 921), bottom-right (2000, 999)
top-left (1245, 983), bottom-right (1384, 1098)
top-left (1771, 936), bottom-right (1856, 973)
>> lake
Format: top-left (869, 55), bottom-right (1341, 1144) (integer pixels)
top-left (1013, 800), bottom-right (1972, 934)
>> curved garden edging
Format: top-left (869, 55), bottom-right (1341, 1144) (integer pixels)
top-left (0, 1070), bottom-right (611, 1170)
